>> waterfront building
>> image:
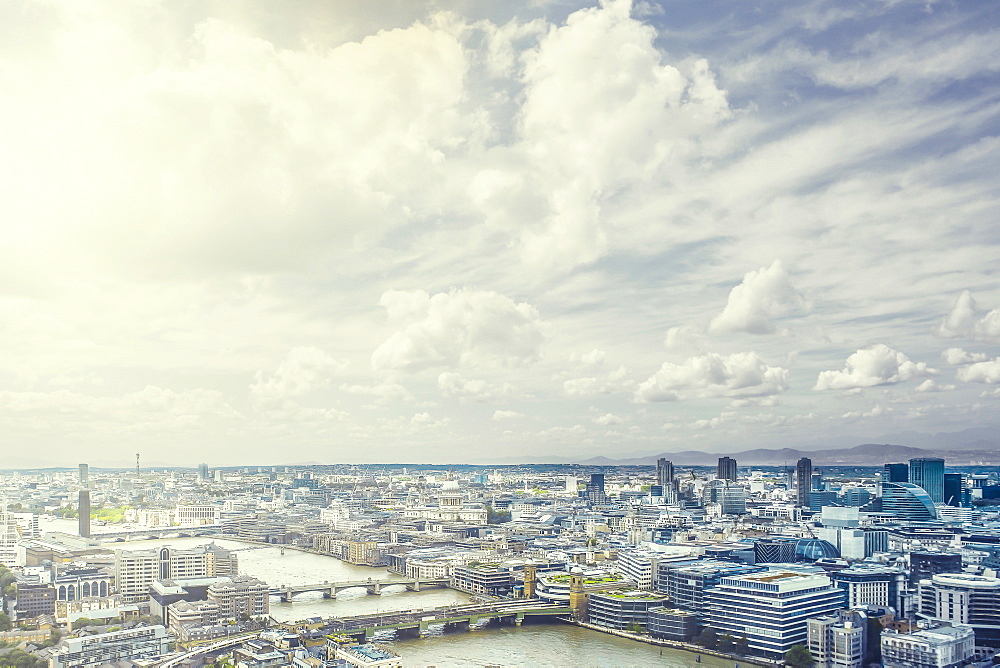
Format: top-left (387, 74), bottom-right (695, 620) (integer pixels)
top-left (450, 564), bottom-right (514, 597)
top-left (881, 482), bottom-right (937, 521)
top-left (881, 623), bottom-right (975, 668)
top-left (647, 607), bottom-right (698, 641)
top-left (910, 457), bottom-right (945, 504)
top-left (174, 504), bottom-right (220, 526)
top-left (114, 544), bottom-right (238, 603)
top-left (705, 570), bottom-right (847, 660)
top-left (49, 625), bottom-right (171, 668)
top-left (917, 573), bottom-right (1000, 648)
top-left (615, 550), bottom-right (657, 590)
top-left (807, 609), bottom-right (866, 668)
top-left (655, 560), bottom-right (765, 614)
top-left (587, 590), bottom-right (672, 630)
top-left (717, 457), bottom-right (737, 482)
top-left (796, 458), bottom-right (813, 508)
top-left (207, 575), bottom-right (270, 620)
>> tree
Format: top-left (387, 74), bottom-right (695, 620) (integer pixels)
top-left (736, 633), bottom-right (750, 655)
top-left (695, 627), bottom-right (718, 650)
top-left (0, 612), bottom-right (12, 632)
top-left (485, 504), bottom-right (511, 524)
top-left (717, 633), bottom-right (736, 653)
top-left (626, 622), bottom-right (644, 633)
top-left (784, 644), bottom-right (815, 668)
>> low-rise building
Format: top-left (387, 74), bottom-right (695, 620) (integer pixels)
top-left (450, 564), bottom-right (514, 597)
top-left (49, 625), bottom-right (172, 668)
top-left (807, 609), bottom-right (866, 668)
top-left (881, 624), bottom-right (975, 668)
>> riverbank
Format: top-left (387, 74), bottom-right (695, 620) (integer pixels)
top-left (568, 621), bottom-right (776, 667)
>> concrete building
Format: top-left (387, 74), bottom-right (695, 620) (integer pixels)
top-left (807, 609), bottom-right (867, 668)
top-left (0, 504), bottom-right (20, 566)
top-left (705, 570), bottom-right (847, 660)
top-left (917, 573), bottom-right (1000, 648)
top-left (175, 504), bottom-right (220, 526)
top-left (208, 575), bottom-right (270, 620)
top-left (831, 565), bottom-right (907, 612)
top-left (12, 583), bottom-right (56, 621)
top-left (78, 463), bottom-right (88, 487)
top-left (115, 544), bottom-right (238, 603)
top-left (587, 590), bottom-right (671, 630)
top-left (882, 623), bottom-right (975, 668)
top-left (49, 625), bottom-right (172, 668)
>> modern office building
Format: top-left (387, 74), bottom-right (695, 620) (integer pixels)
top-left (451, 564), bottom-right (514, 597)
top-left (910, 457), bottom-right (945, 504)
top-left (115, 545), bottom-right (239, 603)
top-left (705, 570), bottom-right (846, 660)
top-left (587, 590), bottom-right (672, 630)
top-left (197, 463), bottom-right (209, 481)
top-left (717, 457), bottom-right (737, 482)
top-left (807, 609), bottom-right (867, 668)
top-left (49, 625), bottom-right (172, 668)
top-left (910, 552), bottom-right (963, 583)
top-left (753, 537), bottom-right (797, 564)
top-left (586, 473), bottom-right (607, 504)
top-left (881, 482), bottom-right (937, 521)
top-left (78, 490), bottom-right (91, 539)
top-left (720, 485), bottom-right (747, 515)
top-left (881, 624), bottom-right (975, 668)
top-left (796, 457), bottom-right (813, 508)
top-left (831, 566), bottom-right (907, 612)
top-left (943, 473), bottom-right (969, 508)
top-left (0, 504), bottom-right (20, 567)
top-left (656, 459), bottom-right (677, 502)
top-left (12, 583), bottom-right (57, 621)
top-left (883, 463), bottom-right (909, 483)
top-left (647, 607), bottom-right (698, 641)
top-left (78, 463), bottom-right (89, 487)
top-left (917, 573), bottom-right (1000, 647)
top-left (656, 560), bottom-right (765, 614)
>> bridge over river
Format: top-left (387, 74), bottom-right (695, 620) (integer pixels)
top-left (270, 577), bottom-right (450, 602)
top-left (321, 599), bottom-right (571, 643)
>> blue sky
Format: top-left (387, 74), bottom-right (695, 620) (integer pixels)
top-left (0, 0), bottom-right (998, 466)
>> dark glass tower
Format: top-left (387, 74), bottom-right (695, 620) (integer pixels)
top-left (883, 463), bottom-right (909, 483)
top-left (717, 457), bottom-right (737, 482)
top-left (909, 457), bottom-right (945, 503)
top-left (796, 457), bottom-right (813, 507)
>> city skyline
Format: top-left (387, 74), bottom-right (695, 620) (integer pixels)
top-left (2, 1), bottom-right (999, 467)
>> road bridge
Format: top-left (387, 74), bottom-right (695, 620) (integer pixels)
top-left (323, 599), bottom-right (571, 643)
top-left (92, 525), bottom-right (225, 541)
top-left (269, 578), bottom-right (450, 602)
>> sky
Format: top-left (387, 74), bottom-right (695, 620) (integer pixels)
top-left (1, 0), bottom-right (999, 468)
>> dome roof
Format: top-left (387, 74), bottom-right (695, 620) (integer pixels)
top-left (795, 538), bottom-right (840, 561)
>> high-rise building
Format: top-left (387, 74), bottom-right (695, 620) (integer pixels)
top-left (883, 463), bottom-right (909, 483)
top-left (880, 482), bottom-right (937, 521)
top-left (796, 457), bottom-right (813, 507)
top-left (909, 457), bottom-right (945, 503)
top-left (657, 459), bottom-right (677, 502)
top-left (197, 463), bottom-right (209, 482)
top-left (943, 473), bottom-right (968, 507)
top-left (0, 504), bottom-right (20, 567)
top-left (78, 490), bottom-right (91, 539)
top-left (706, 570), bottom-right (846, 660)
top-left (585, 473), bottom-right (606, 504)
top-left (78, 463), bottom-right (89, 487)
top-left (717, 456), bottom-right (737, 482)
top-left (721, 485), bottom-right (747, 515)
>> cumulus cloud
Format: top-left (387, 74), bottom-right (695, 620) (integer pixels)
top-left (635, 352), bottom-right (789, 402)
top-left (936, 291), bottom-right (1000, 341)
top-left (492, 409), bottom-right (523, 421)
top-left (814, 344), bottom-right (936, 390)
top-left (250, 347), bottom-right (347, 403)
top-left (915, 379), bottom-right (955, 393)
top-left (593, 413), bottom-right (623, 425)
top-left (709, 260), bottom-right (807, 334)
top-left (942, 347), bottom-right (990, 365)
top-left (842, 403), bottom-right (892, 419)
top-left (371, 288), bottom-right (545, 373)
top-left (957, 358), bottom-right (1000, 384)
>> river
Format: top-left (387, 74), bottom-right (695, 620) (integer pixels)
top-left (42, 519), bottom-right (745, 667)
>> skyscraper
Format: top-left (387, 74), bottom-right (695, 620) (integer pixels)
top-left (910, 457), bottom-right (945, 503)
top-left (657, 458), bottom-right (677, 502)
top-left (943, 473), bottom-right (968, 507)
top-left (197, 463), bottom-right (209, 482)
top-left (717, 456), bottom-right (737, 482)
top-left (586, 473), bottom-right (606, 504)
top-left (883, 463), bottom-right (909, 483)
top-left (78, 463), bottom-right (89, 487)
top-left (78, 489), bottom-right (91, 538)
top-left (796, 457), bottom-right (813, 507)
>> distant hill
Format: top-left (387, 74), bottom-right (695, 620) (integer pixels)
top-left (576, 442), bottom-right (1000, 466)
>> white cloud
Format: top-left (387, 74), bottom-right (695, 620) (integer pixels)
top-left (437, 372), bottom-right (514, 401)
top-left (936, 291), bottom-right (1000, 341)
top-left (250, 347), bottom-right (347, 403)
top-left (957, 358), bottom-right (1000, 384)
top-left (635, 351), bottom-right (789, 402)
top-left (592, 413), bottom-right (623, 425)
top-left (915, 379), bottom-right (955, 393)
top-left (340, 380), bottom-right (413, 406)
top-left (563, 376), bottom-right (614, 398)
top-left (410, 412), bottom-right (449, 428)
top-left (570, 349), bottom-right (607, 367)
top-left (942, 347), bottom-right (990, 365)
top-left (371, 288), bottom-right (545, 373)
top-left (842, 403), bottom-right (893, 419)
top-left (814, 344), bottom-right (937, 390)
top-left (709, 260), bottom-right (807, 334)
top-left (492, 409), bottom-right (523, 421)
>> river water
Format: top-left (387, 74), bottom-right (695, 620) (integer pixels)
top-left (43, 520), bottom-right (742, 667)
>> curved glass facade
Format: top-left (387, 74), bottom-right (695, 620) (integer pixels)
top-left (795, 538), bottom-right (840, 561)
top-left (881, 482), bottom-right (937, 520)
